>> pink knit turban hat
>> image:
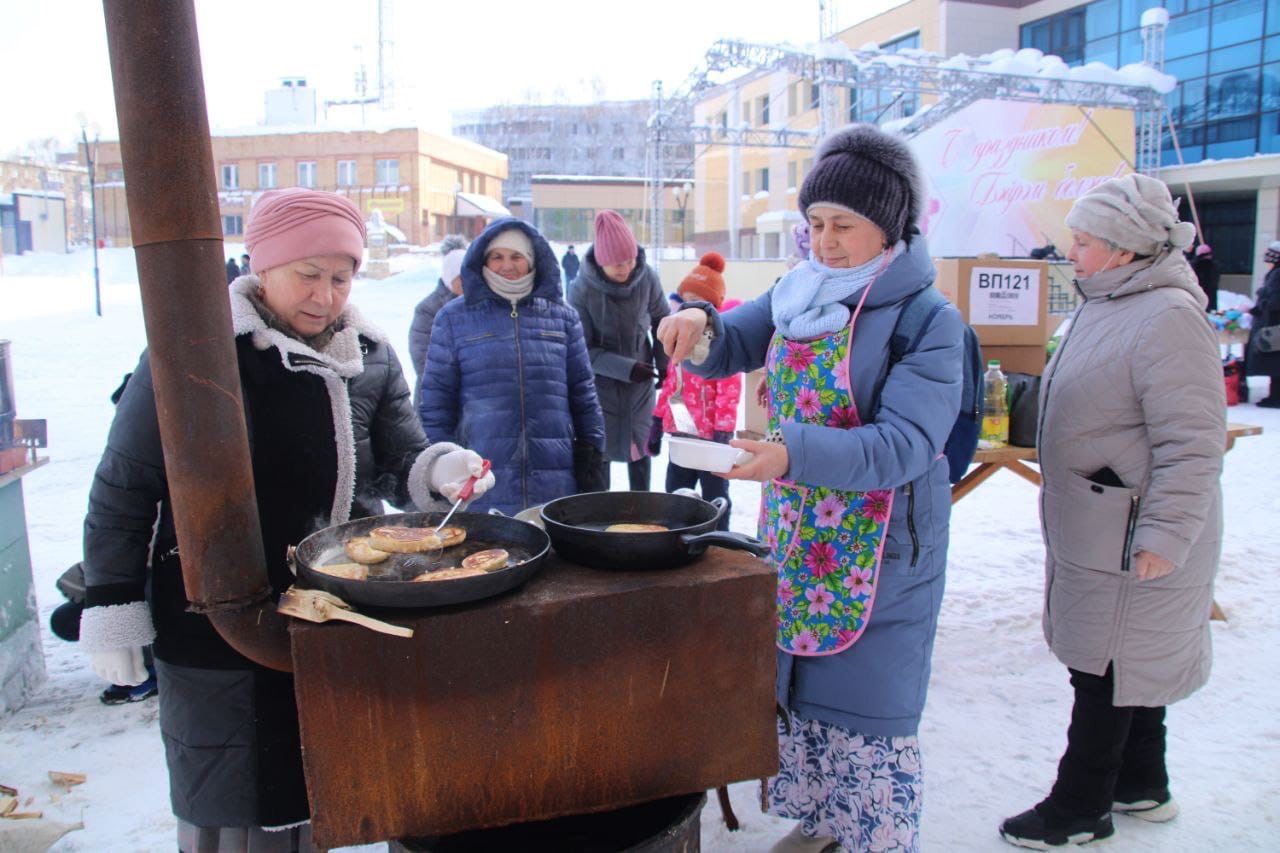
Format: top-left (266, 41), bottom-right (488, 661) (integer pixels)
top-left (244, 188), bottom-right (367, 275)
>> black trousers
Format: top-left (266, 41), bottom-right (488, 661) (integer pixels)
top-left (665, 462), bottom-right (731, 531)
top-left (599, 457), bottom-right (652, 491)
top-left (1048, 665), bottom-right (1168, 818)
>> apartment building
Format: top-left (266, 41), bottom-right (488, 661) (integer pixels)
top-left (89, 125), bottom-right (509, 249)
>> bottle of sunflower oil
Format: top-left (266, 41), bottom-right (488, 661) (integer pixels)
top-left (978, 360), bottom-right (1009, 450)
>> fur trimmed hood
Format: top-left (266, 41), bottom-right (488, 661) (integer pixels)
top-left (229, 276), bottom-right (386, 378)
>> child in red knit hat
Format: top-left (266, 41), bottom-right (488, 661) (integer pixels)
top-left (650, 252), bottom-right (741, 530)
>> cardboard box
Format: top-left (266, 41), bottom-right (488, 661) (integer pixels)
top-left (934, 257), bottom-right (1050, 347)
top-left (983, 344), bottom-right (1049, 377)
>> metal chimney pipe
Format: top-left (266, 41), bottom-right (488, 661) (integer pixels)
top-left (102, 0), bottom-right (292, 671)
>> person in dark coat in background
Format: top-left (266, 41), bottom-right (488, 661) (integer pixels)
top-left (78, 188), bottom-right (493, 852)
top-left (409, 234), bottom-right (468, 407)
top-left (561, 244), bottom-right (580, 284)
top-left (1247, 240), bottom-right (1280, 407)
top-left (239, 253), bottom-right (251, 276)
top-left (225, 257), bottom-right (241, 284)
top-left (1190, 243), bottom-right (1220, 311)
top-left (420, 218), bottom-right (607, 514)
top-left (567, 210), bottom-right (670, 491)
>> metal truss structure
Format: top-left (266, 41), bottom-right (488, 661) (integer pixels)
top-left (645, 26), bottom-right (1170, 259)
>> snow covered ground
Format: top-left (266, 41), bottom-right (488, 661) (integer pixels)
top-left (1, 247), bottom-right (1277, 851)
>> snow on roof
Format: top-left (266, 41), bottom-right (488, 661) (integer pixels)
top-left (6, 188), bottom-right (66, 200)
top-left (456, 192), bottom-right (511, 218)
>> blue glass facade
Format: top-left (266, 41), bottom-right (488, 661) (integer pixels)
top-left (1021, 0), bottom-right (1280, 166)
top-left (849, 32), bottom-right (923, 122)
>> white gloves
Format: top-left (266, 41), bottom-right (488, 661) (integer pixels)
top-left (89, 647), bottom-right (148, 686)
top-left (430, 448), bottom-right (495, 502)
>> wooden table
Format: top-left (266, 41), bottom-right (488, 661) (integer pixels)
top-left (952, 422), bottom-right (1262, 505)
top-left (950, 424), bottom-right (1262, 622)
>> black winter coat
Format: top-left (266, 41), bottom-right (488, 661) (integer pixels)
top-left (408, 279), bottom-right (457, 406)
top-left (80, 280), bottom-right (446, 827)
top-left (1248, 266), bottom-right (1280, 376)
top-left (1191, 255), bottom-right (1220, 311)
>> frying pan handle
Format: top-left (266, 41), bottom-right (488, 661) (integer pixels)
top-left (708, 497), bottom-right (729, 525)
top-left (680, 531), bottom-right (770, 559)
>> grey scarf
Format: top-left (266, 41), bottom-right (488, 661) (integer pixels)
top-left (483, 267), bottom-right (535, 303)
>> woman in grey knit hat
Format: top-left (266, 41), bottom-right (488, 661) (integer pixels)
top-left (999, 173), bottom-right (1226, 848)
top-left (660, 123), bottom-right (964, 853)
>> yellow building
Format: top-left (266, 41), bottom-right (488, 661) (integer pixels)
top-left (0, 158), bottom-right (91, 254)
top-left (89, 125), bottom-right (509, 249)
top-left (530, 176), bottom-right (688, 248)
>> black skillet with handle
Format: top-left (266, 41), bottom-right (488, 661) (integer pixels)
top-left (539, 491), bottom-right (769, 570)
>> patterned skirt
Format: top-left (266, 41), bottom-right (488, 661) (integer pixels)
top-left (767, 710), bottom-right (923, 852)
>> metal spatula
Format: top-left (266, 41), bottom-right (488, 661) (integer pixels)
top-left (669, 365), bottom-right (699, 437)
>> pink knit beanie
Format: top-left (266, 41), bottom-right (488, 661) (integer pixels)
top-left (592, 210), bottom-right (638, 267)
top-left (244, 188), bottom-right (367, 275)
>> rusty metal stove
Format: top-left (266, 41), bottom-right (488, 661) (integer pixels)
top-left (291, 546), bottom-right (777, 849)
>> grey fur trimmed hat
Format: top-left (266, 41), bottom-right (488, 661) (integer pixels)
top-left (1064, 173), bottom-right (1196, 257)
top-left (797, 123), bottom-right (923, 245)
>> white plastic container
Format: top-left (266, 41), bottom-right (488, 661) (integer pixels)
top-left (667, 435), bottom-right (754, 474)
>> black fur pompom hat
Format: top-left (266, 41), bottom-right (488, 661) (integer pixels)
top-left (797, 123), bottom-right (923, 245)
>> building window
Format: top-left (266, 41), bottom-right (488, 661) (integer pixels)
top-left (258, 163), bottom-right (277, 189)
top-left (376, 158), bottom-right (399, 185)
top-left (613, 146), bottom-right (626, 160)
top-left (297, 161), bottom-right (317, 188)
top-left (742, 170), bottom-right (751, 194)
top-left (221, 164), bottom-right (238, 189)
top-left (718, 111), bottom-right (728, 138)
top-left (758, 94), bottom-right (771, 125)
top-left (788, 160), bottom-right (798, 189)
top-left (222, 215), bottom-right (243, 235)
top-left (758, 167), bottom-right (769, 192)
top-left (337, 160), bottom-right (357, 186)
top-left (741, 100), bottom-right (752, 125)
top-left (809, 81), bottom-right (821, 110)
top-left (1021, 8), bottom-right (1085, 64)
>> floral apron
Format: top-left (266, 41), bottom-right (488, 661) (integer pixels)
top-left (762, 288), bottom-right (894, 656)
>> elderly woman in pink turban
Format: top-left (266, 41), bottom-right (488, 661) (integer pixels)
top-left (77, 188), bottom-right (492, 850)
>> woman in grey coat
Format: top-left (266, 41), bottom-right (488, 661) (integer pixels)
top-left (567, 210), bottom-right (669, 490)
top-left (1000, 174), bottom-right (1226, 849)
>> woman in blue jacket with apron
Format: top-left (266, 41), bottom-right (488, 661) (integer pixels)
top-left (659, 124), bottom-right (963, 853)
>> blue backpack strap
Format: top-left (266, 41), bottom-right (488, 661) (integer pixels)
top-left (889, 286), bottom-right (947, 366)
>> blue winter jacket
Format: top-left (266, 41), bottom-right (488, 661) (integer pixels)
top-left (419, 219), bottom-right (606, 515)
top-left (689, 235), bottom-right (963, 737)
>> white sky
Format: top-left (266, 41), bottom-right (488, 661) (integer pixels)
top-left (0, 0), bottom-right (906, 154)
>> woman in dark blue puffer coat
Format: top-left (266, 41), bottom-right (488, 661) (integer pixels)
top-left (419, 218), bottom-right (607, 514)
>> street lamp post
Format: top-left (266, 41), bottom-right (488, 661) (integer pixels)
top-left (78, 114), bottom-right (102, 317)
top-left (672, 181), bottom-right (693, 260)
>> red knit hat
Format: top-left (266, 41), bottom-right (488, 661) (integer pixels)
top-left (592, 210), bottom-right (638, 267)
top-left (678, 252), bottom-right (726, 309)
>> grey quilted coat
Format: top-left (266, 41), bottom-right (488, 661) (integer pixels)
top-left (1037, 250), bottom-right (1225, 708)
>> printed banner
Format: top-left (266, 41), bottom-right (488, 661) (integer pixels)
top-left (909, 100), bottom-right (1135, 257)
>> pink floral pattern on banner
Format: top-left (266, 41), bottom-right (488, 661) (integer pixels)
top-left (763, 320), bottom-right (893, 656)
